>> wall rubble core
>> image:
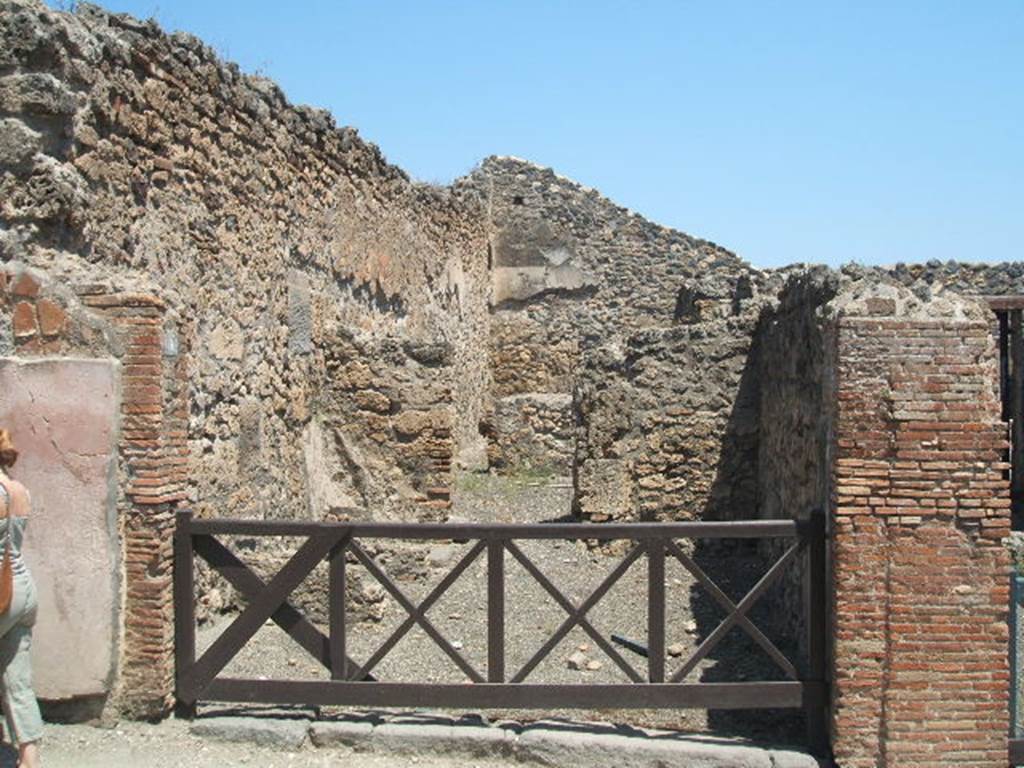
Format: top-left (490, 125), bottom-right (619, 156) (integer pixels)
top-left (0, 0), bottom-right (1020, 764)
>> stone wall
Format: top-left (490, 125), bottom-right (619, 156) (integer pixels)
top-left (747, 269), bottom-right (839, 661)
top-left (0, 0), bottom-right (490, 716)
top-left (0, 0), bottom-right (491, 527)
top-left (755, 269), bottom-right (838, 524)
top-left (462, 157), bottom-right (767, 499)
top-left (573, 310), bottom-right (763, 522)
top-left (482, 392), bottom-right (574, 472)
top-left (830, 285), bottom-right (1011, 767)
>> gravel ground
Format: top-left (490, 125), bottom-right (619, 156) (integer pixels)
top-left (21, 718), bottom-right (516, 768)
top-left (196, 473), bottom-right (805, 746)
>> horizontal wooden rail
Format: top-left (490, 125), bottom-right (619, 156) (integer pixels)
top-left (186, 518), bottom-right (806, 540)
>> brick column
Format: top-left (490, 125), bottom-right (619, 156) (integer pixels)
top-left (83, 292), bottom-right (188, 717)
top-left (832, 302), bottom-right (1011, 766)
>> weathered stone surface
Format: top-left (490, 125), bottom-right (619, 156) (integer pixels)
top-left (0, 117), bottom-right (41, 170)
top-left (514, 727), bottom-right (813, 768)
top-left (485, 392), bottom-right (573, 471)
top-left (287, 270), bottom-right (312, 355)
top-left (0, 0), bottom-right (491, 532)
top-left (11, 300), bottom-right (36, 339)
top-left (308, 720), bottom-right (374, 749)
top-left (0, 72), bottom-right (77, 115)
top-left (190, 716), bottom-right (310, 750)
top-left (0, 357), bottom-right (119, 700)
top-left (371, 722), bottom-right (513, 757)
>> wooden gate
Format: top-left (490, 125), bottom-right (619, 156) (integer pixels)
top-left (174, 510), bottom-right (828, 753)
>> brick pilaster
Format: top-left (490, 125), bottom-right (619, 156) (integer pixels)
top-left (832, 313), bottom-right (1011, 766)
top-left (83, 292), bottom-right (188, 717)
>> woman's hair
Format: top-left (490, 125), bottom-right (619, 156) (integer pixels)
top-left (0, 429), bottom-right (18, 469)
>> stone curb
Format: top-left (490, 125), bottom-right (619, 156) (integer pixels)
top-left (192, 715), bottom-right (824, 767)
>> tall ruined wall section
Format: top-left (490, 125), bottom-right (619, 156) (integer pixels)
top-left (0, 0), bottom-right (490, 523)
top-left (756, 269), bottom-right (838, 522)
top-left (459, 157), bottom-right (768, 521)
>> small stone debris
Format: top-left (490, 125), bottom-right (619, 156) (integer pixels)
top-left (585, 659), bottom-right (602, 671)
top-left (684, 620), bottom-right (698, 633)
top-left (567, 651), bottom-right (588, 670)
top-left (667, 642), bottom-right (686, 657)
top-left (452, 640), bottom-right (464, 650)
top-left (286, 657), bottom-right (298, 667)
top-left (577, 643), bottom-right (589, 652)
top-left (448, 612), bottom-right (462, 620)
top-left (426, 545), bottom-right (459, 568)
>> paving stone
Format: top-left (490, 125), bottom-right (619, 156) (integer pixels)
top-left (514, 727), bottom-right (795, 768)
top-left (309, 720), bottom-right (374, 750)
top-left (371, 722), bottom-right (514, 758)
top-left (190, 716), bottom-right (310, 750)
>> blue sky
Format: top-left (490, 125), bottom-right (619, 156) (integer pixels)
top-left (76, 1), bottom-right (1022, 269)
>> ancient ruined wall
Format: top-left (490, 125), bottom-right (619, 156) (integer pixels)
top-left (830, 285), bottom-right (1011, 767)
top-left (755, 269), bottom-right (838, 524)
top-left (572, 307), bottom-right (763, 522)
top-left (0, 0), bottom-right (490, 525)
top-left (0, 0), bottom-right (492, 716)
top-left (460, 157), bottom-right (765, 500)
top-left (748, 270), bottom-right (839, 659)
top-left (876, 260), bottom-right (1024, 297)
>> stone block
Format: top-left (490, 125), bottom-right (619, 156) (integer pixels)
top-left (515, 727), bottom-right (787, 768)
top-left (0, 358), bottom-right (120, 700)
top-left (0, 73), bottom-right (77, 116)
top-left (576, 458), bottom-right (634, 521)
top-left (190, 716), bottom-right (310, 750)
top-left (12, 301), bottom-right (36, 340)
top-left (10, 273), bottom-right (39, 298)
top-left (309, 719), bottom-right (374, 749)
top-left (287, 270), bottom-right (312, 355)
top-left (36, 298), bottom-right (65, 337)
top-left (371, 722), bottom-right (513, 758)
top-left (0, 118), bottom-right (42, 170)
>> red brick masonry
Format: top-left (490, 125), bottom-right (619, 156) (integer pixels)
top-left (832, 315), bottom-right (1011, 767)
top-left (82, 291), bottom-right (188, 717)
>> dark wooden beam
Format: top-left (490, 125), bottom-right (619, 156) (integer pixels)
top-left (188, 519), bottom-right (803, 540)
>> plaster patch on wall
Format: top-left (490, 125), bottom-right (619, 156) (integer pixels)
top-left (0, 357), bottom-right (120, 701)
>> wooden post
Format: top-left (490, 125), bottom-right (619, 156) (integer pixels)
top-left (173, 510), bottom-right (197, 718)
top-left (488, 538), bottom-right (505, 683)
top-left (329, 537), bottom-right (348, 681)
top-left (647, 539), bottom-right (665, 683)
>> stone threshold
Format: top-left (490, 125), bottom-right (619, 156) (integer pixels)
top-left (189, 711), bottom-right (825, 768)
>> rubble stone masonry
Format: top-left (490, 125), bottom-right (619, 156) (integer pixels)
top-left (1, 0), bottom-right (1021, 754)
top-left (831, 288), bottom-right (1011, 767)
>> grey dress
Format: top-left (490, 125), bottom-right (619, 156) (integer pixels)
top-left (0, 484), bottom-right (43, 745)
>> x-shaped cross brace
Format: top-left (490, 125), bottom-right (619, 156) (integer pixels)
top-left (180, 530), bottom-right (351, 702)
top-left (350, 539), bottom-right (486, 682)
top-left (668, 539), bottom-right (805, 682)
top-left (506, 541), bottom-right (645, 683)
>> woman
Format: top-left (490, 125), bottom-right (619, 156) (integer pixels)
top-left (0, 429), bottom-right (42, 768)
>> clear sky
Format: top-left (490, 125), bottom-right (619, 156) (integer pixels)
top-left (74, 1), bottom-right (1022, 269)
